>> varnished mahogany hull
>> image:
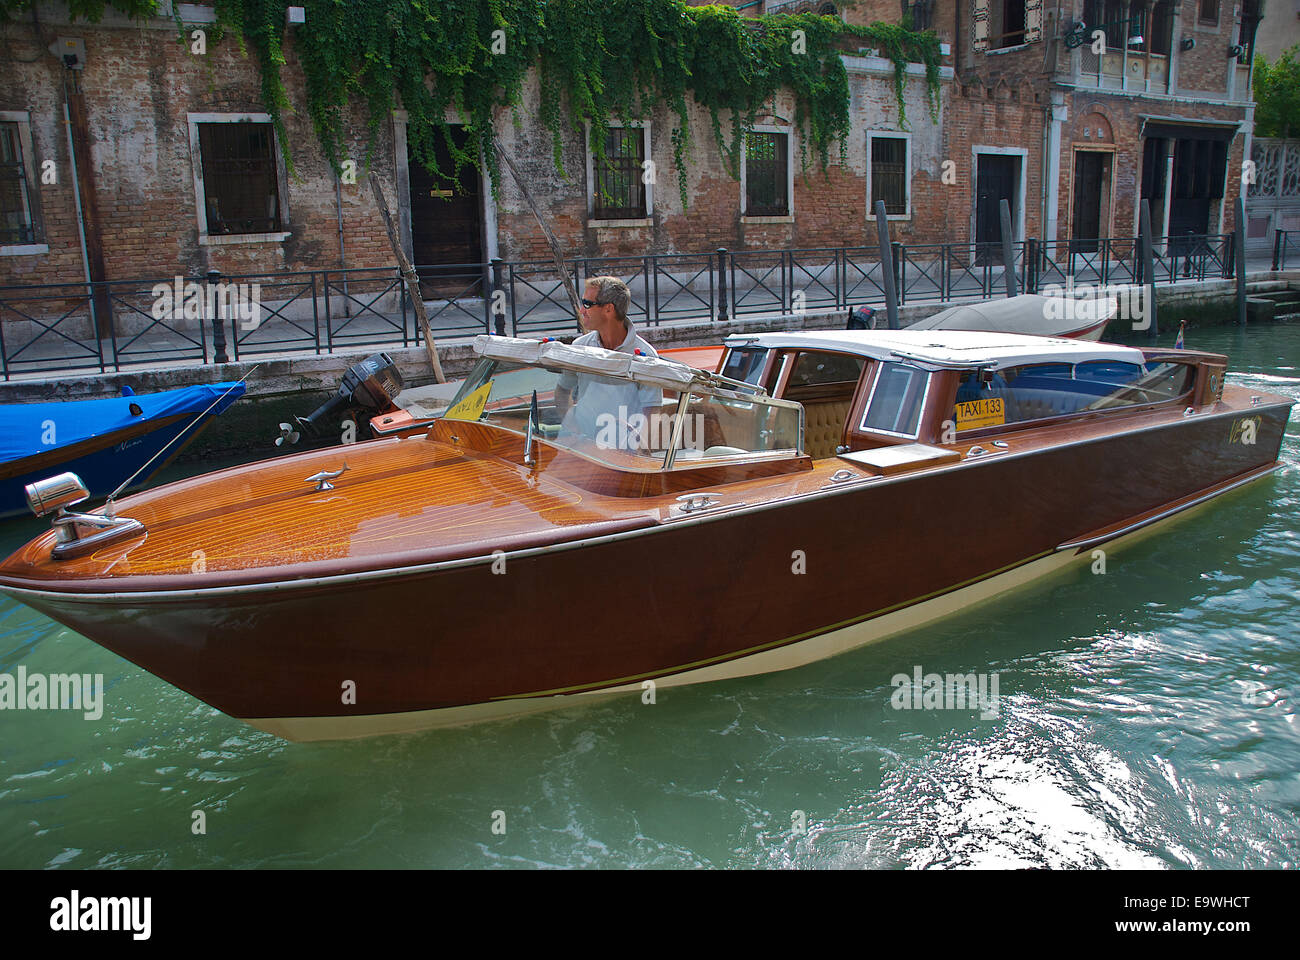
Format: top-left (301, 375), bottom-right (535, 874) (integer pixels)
top-left (4, 399), bottom-right (1289, 738)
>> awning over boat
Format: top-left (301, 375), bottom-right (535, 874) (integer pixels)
top-left (907, 294), bottom-right (1116, 335)
top-left (0, 382), bottom-right (246, 465)
top-left (725, 329), bottom-right (1149, 371)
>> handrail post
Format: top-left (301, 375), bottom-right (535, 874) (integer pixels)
top-left (716, 247), bottom-right (729, 322)
top-left (1235, 199), bottom-right (1248, 325)
top-left (1139, 199), bottom-right (1158, 342)
top-left (207, 269), bottom-right (229, 363)
top-left (892, 242), bottom-right (903, 305)
top-left (309, 273), bottom-right (321, 354)
top-left (1273, 229), bottom-right (1283, 271)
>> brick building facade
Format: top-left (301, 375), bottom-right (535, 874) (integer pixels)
top-left (0, 0), bottom-right (1257, 299)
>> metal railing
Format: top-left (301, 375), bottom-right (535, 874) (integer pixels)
top-left (1274, 230), bottom-right (1299, 271)
top-left (0, 231), bottom-right (1254, 379)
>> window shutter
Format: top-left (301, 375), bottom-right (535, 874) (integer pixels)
top-left (1025, 0), bottom-right (1043, 42)
top-left (972, 0), bottom-right (990, 52)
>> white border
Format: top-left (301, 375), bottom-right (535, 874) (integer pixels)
top-left (858, 362), bottom-right (932, 438)
top-left (585, 120), bottom-right (653, 222)
top-left (866, 130), bottom-right (912, 221)
top-left (187, 112), bottom-right (290, 244)
top-left (740, 124), bottom-right (795, 220)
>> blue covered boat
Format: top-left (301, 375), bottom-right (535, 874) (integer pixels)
top-left (0, 382), bottom-right (246, 518)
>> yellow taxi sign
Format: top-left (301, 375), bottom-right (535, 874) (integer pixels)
top-left (443, 381), bottom-right (492, 422)
top-left (954, 396), bottom-right (1005, 431)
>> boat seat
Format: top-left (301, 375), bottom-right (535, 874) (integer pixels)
top-left (987, 388), bottom-right (1097, 424)
top-left (801, 399), bottom-right (853, 459)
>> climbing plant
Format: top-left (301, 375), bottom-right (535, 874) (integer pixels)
top-left (2, 0), bottom-right (941, 205)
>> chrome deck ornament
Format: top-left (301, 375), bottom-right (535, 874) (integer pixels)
top-left (26, 472), bottom-right (146, 561)
top-left (305, 463), bottom-right (349, 492)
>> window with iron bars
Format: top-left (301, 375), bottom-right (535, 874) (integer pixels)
top-left (0, 122), bottom-right (37, 245)
top-left (197, 122), bottom-right (283, 235)
top-left (744, 131), bottom-right (789, 217)
top-left (906, 0), bottom-right (933, 30)
top-left (592, 127), bottom-right (647, 220)
top-left (870, 136), bottom-right (908, 216)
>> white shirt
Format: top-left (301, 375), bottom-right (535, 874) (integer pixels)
top-left (558, 322), bottom-right (663, 444)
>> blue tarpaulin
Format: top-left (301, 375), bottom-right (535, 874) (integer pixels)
top-left (0, 382), bottom-right (245, 464)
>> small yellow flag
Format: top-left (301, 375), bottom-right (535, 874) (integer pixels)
top-left (442, 381), bottom-right (492, 422)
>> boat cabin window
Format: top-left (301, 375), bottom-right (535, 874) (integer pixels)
top-left (953, 359), bottom-right (1198, 430)
top-left (446, 356), bottom-right (804, 468)
top-left (859, 361), bottom-right (930, 438)
top-left (720, 346), bottom-right (770, 388)
top-left (786, 351), bottom-right (864, 391)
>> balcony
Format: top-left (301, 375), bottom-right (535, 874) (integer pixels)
top-left (1067, 6), bottom-right (1174, 94)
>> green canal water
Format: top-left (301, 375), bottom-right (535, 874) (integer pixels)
top-left (1, 324), bottom-right (1297, 870)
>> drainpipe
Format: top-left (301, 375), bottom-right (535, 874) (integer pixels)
top-left (1044, 92), bottom-right (1066, 247)
top-left (63, 84), bottom-right (95, 334)
top-left (1161, 148), bottom-right (1174, 250)
top-left (954, 0), bottom-right (962, 68)
top-left (62, 68), bottom-right (111, 339)
top-left (335, 170), bottom-right (350, 317)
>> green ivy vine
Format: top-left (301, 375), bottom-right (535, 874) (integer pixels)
top-left (2, 0), bottom-right (942, 206)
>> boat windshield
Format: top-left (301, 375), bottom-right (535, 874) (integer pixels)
top-left (444, 351), bottom-right (804, 469)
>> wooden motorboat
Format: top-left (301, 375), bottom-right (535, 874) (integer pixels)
top-left (0, 331), bottom-right (1289, 740)
top-left (0, 382), bottom-right (246, 518)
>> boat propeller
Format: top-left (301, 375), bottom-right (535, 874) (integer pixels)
top-left (275, 423), bottom-right (301, 447)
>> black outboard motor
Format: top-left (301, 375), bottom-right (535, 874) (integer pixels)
top-left (847, 305), bottom-right (876, 330)
top-left (293, 352), bottom-right (403, 440)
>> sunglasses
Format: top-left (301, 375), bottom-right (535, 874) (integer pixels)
top-left (580, 298), bottom-right (606, 309)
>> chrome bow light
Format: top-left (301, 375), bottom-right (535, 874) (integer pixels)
top-left (26, 472), bottom-right (146, 561)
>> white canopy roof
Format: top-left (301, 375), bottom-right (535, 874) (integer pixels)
top-left (723, 329), bottom-right (1149, 371)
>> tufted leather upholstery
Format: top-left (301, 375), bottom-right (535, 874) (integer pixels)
top-left (985, 388), bottom-right (1095, 424)
top-left (801, 399), bottom-right (853, 459)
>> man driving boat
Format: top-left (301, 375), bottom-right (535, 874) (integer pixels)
top-left (554, 276), bottom-right (663, 449)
